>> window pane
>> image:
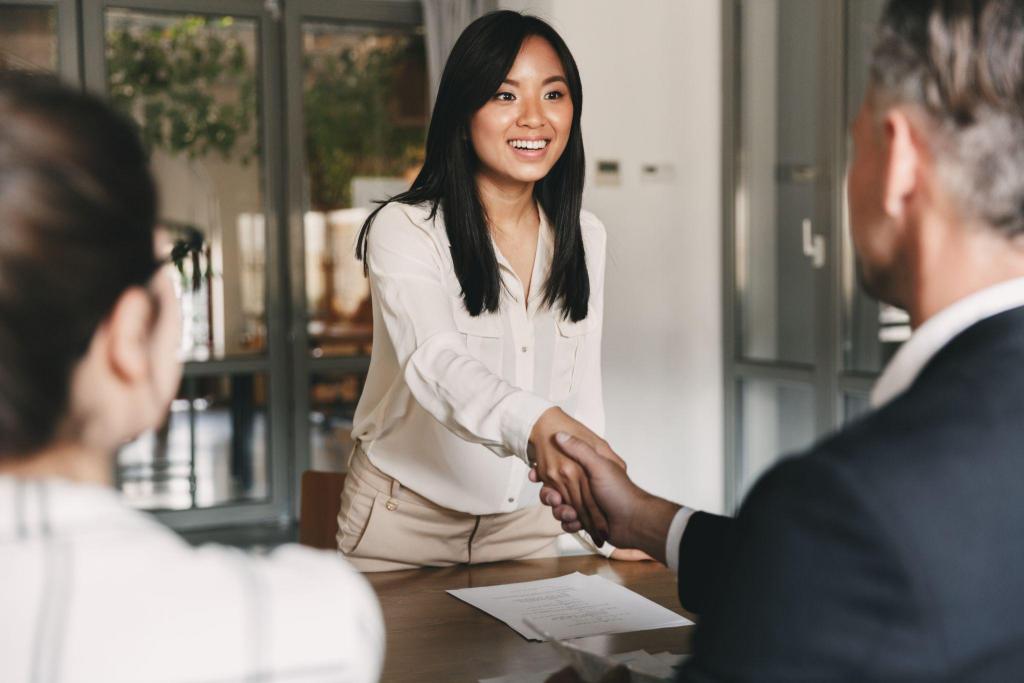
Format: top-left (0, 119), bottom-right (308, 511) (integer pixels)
top-left (117, 396), bottom-right (192, 510)
top-left (309, 371), bottom-right (367, 472)
top-left (735, 0), bottom-right (825, 365)
top-left (105, 10), bottom-right (267, 360)
top-left (842, 0), bottom-right (908, 374)
top-left (118, 373), bottom-right (270, 510)
top-left (737, 378), bottom-right (815, 499)
top-left (301, 22), bottom-right (427, 358)
top-left (0, 6), bottom-right (58, 72)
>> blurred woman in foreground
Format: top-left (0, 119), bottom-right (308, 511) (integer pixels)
top-left (0, 73), bottom-right (382, 683)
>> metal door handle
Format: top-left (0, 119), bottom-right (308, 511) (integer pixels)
top-left (802, 219), bottom-right (826, 269)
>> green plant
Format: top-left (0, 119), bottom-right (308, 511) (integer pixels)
top-left (303, 34), bottom-right (426, 211)
top-left (106, 15), bottom-right (257, 163)
top-left (105, 15), bottom-right (427, 211)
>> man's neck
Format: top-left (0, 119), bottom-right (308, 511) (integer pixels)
top-left (906, 218), bottom-right (1024, 328)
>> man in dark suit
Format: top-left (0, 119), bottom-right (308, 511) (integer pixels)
top-left (541, 0), bottom-right (1024, 679)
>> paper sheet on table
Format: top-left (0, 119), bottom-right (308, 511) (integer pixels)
top-left (447, 572), bottom-right (691, 642)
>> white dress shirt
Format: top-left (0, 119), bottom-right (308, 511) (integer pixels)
top-left (0, 477), bottom-right (384, 683)
top-left (665, 277), bottom-right (1024, 572)
top-left (352, 201), bottom-right (607, 517)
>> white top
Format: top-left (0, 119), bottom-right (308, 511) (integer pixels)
top-left (0, 477), bottom-right (384, 683)
top-left (352, 201), bottom-right (607, 516)
top-left (666, 277), bottom-right (1024, 572)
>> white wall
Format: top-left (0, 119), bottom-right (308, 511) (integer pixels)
top-left (500, 0), bottom-right (724, 512)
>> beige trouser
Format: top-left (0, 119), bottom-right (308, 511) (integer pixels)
top-left (337, 446), bottom-right (564, 572)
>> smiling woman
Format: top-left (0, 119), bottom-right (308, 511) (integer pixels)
top-left (470, 36), bottom-right (573, 199)
top-left (338, 11), bottom-right (641, 571)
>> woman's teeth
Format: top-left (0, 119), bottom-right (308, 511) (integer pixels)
top-left (509, 139), bottom-right (548, 150)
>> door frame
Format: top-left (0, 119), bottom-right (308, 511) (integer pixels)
top-left (721, 0), bottom-right (848, 512)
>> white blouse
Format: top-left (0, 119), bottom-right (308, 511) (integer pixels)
top-left (352, 201), bottom-right (606, 516)
top-left (0, 477), bottom-right (383, 682)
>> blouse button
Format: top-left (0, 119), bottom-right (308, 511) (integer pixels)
top-left (385, 500), bottom-right (398, 512)
top-left (521, 346), bottom-right (528, 353)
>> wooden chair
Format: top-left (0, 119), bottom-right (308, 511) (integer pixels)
top-left (298, 470), bottom-right (347, 550)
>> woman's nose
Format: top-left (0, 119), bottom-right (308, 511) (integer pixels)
top-left (517, 96), bottom-right (544, 128)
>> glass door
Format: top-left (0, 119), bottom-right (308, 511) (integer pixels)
top-left (4, 0), bottom-right (427, 530)
top-left (724, 0), bottom-right (901, 509)
top-left (724, 0), bottom-right (843, 507)
top-left (283, 0), bottom-right (426, 510)
top-left (0, 0), bottom-right (79, 82)
top-left (82, 0), bottom-right (291, 529)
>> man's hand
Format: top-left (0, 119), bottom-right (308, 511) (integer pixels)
top-left (537, 433), bottom-right (645, 546)
top-left (529, 408), bottom-right (626, 547)
top-left (539, 433), bottom-right (681, 564)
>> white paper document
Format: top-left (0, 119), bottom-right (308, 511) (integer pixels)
top-left (447, 572), bottom-right (692, 642)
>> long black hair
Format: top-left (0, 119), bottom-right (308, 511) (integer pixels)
top-left (356, 11), bottom-right (589, 321)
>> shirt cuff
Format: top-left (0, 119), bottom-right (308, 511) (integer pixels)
top-left (595, 538), bottom-right (617, 558)
top-left (500, 392), bottom-right (555, 464)
top-left (665, 506), bottom-right (695, 573)
top-left (573, 530), bottom-right (617, 557)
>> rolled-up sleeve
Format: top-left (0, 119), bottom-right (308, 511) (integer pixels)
top-left (366, 205), bottom-right (553, 463)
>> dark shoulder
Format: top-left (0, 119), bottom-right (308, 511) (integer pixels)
top-left (762, 319), bottom-right (1024, 584)
top-left (807, 322), bottom-right (1024, 499)
top-left (685, 447), bottom-right (923, 680)
top-left (738, 448), bottom-right (869, 531)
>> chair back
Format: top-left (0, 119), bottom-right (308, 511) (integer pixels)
top-left (299, 470), bottom-right (347, 550)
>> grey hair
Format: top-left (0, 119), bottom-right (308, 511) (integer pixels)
top-left (869, 0), bottom-right (1024, 237)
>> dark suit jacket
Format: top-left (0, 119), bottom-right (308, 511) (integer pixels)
top-left (676, 306), bottom-right (1024, 681)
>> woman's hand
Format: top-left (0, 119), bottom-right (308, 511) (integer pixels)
top-left (529, 407), bottom-right (625, 469)
top-left (609, 548), bottom-right (653, 562)
top-left (528, 408), bottom-right (625, 546)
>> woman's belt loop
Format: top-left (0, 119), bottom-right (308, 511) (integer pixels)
top-left (387, 470), bottom-right (402, 511)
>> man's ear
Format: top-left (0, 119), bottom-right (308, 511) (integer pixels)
top-left (103, 287), bottom-right (155, 384)
top-left (882, 108), bottom-right (922, 221)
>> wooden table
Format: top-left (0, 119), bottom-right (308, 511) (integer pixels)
top-left (366, 555), bottom-right (695, 683)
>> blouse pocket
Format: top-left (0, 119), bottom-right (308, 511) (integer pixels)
top-left (452, 304), bottom-right (503, 375)
top-left (551, 316), bottom-right (597, 401)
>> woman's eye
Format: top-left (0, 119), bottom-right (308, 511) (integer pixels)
top-left (544, 90), bottom-right (566, 101)
top-left (495, 92), bottom-right (515, 102)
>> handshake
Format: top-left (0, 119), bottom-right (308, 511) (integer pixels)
top-left (527, 408), bottom-right (680, 562)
